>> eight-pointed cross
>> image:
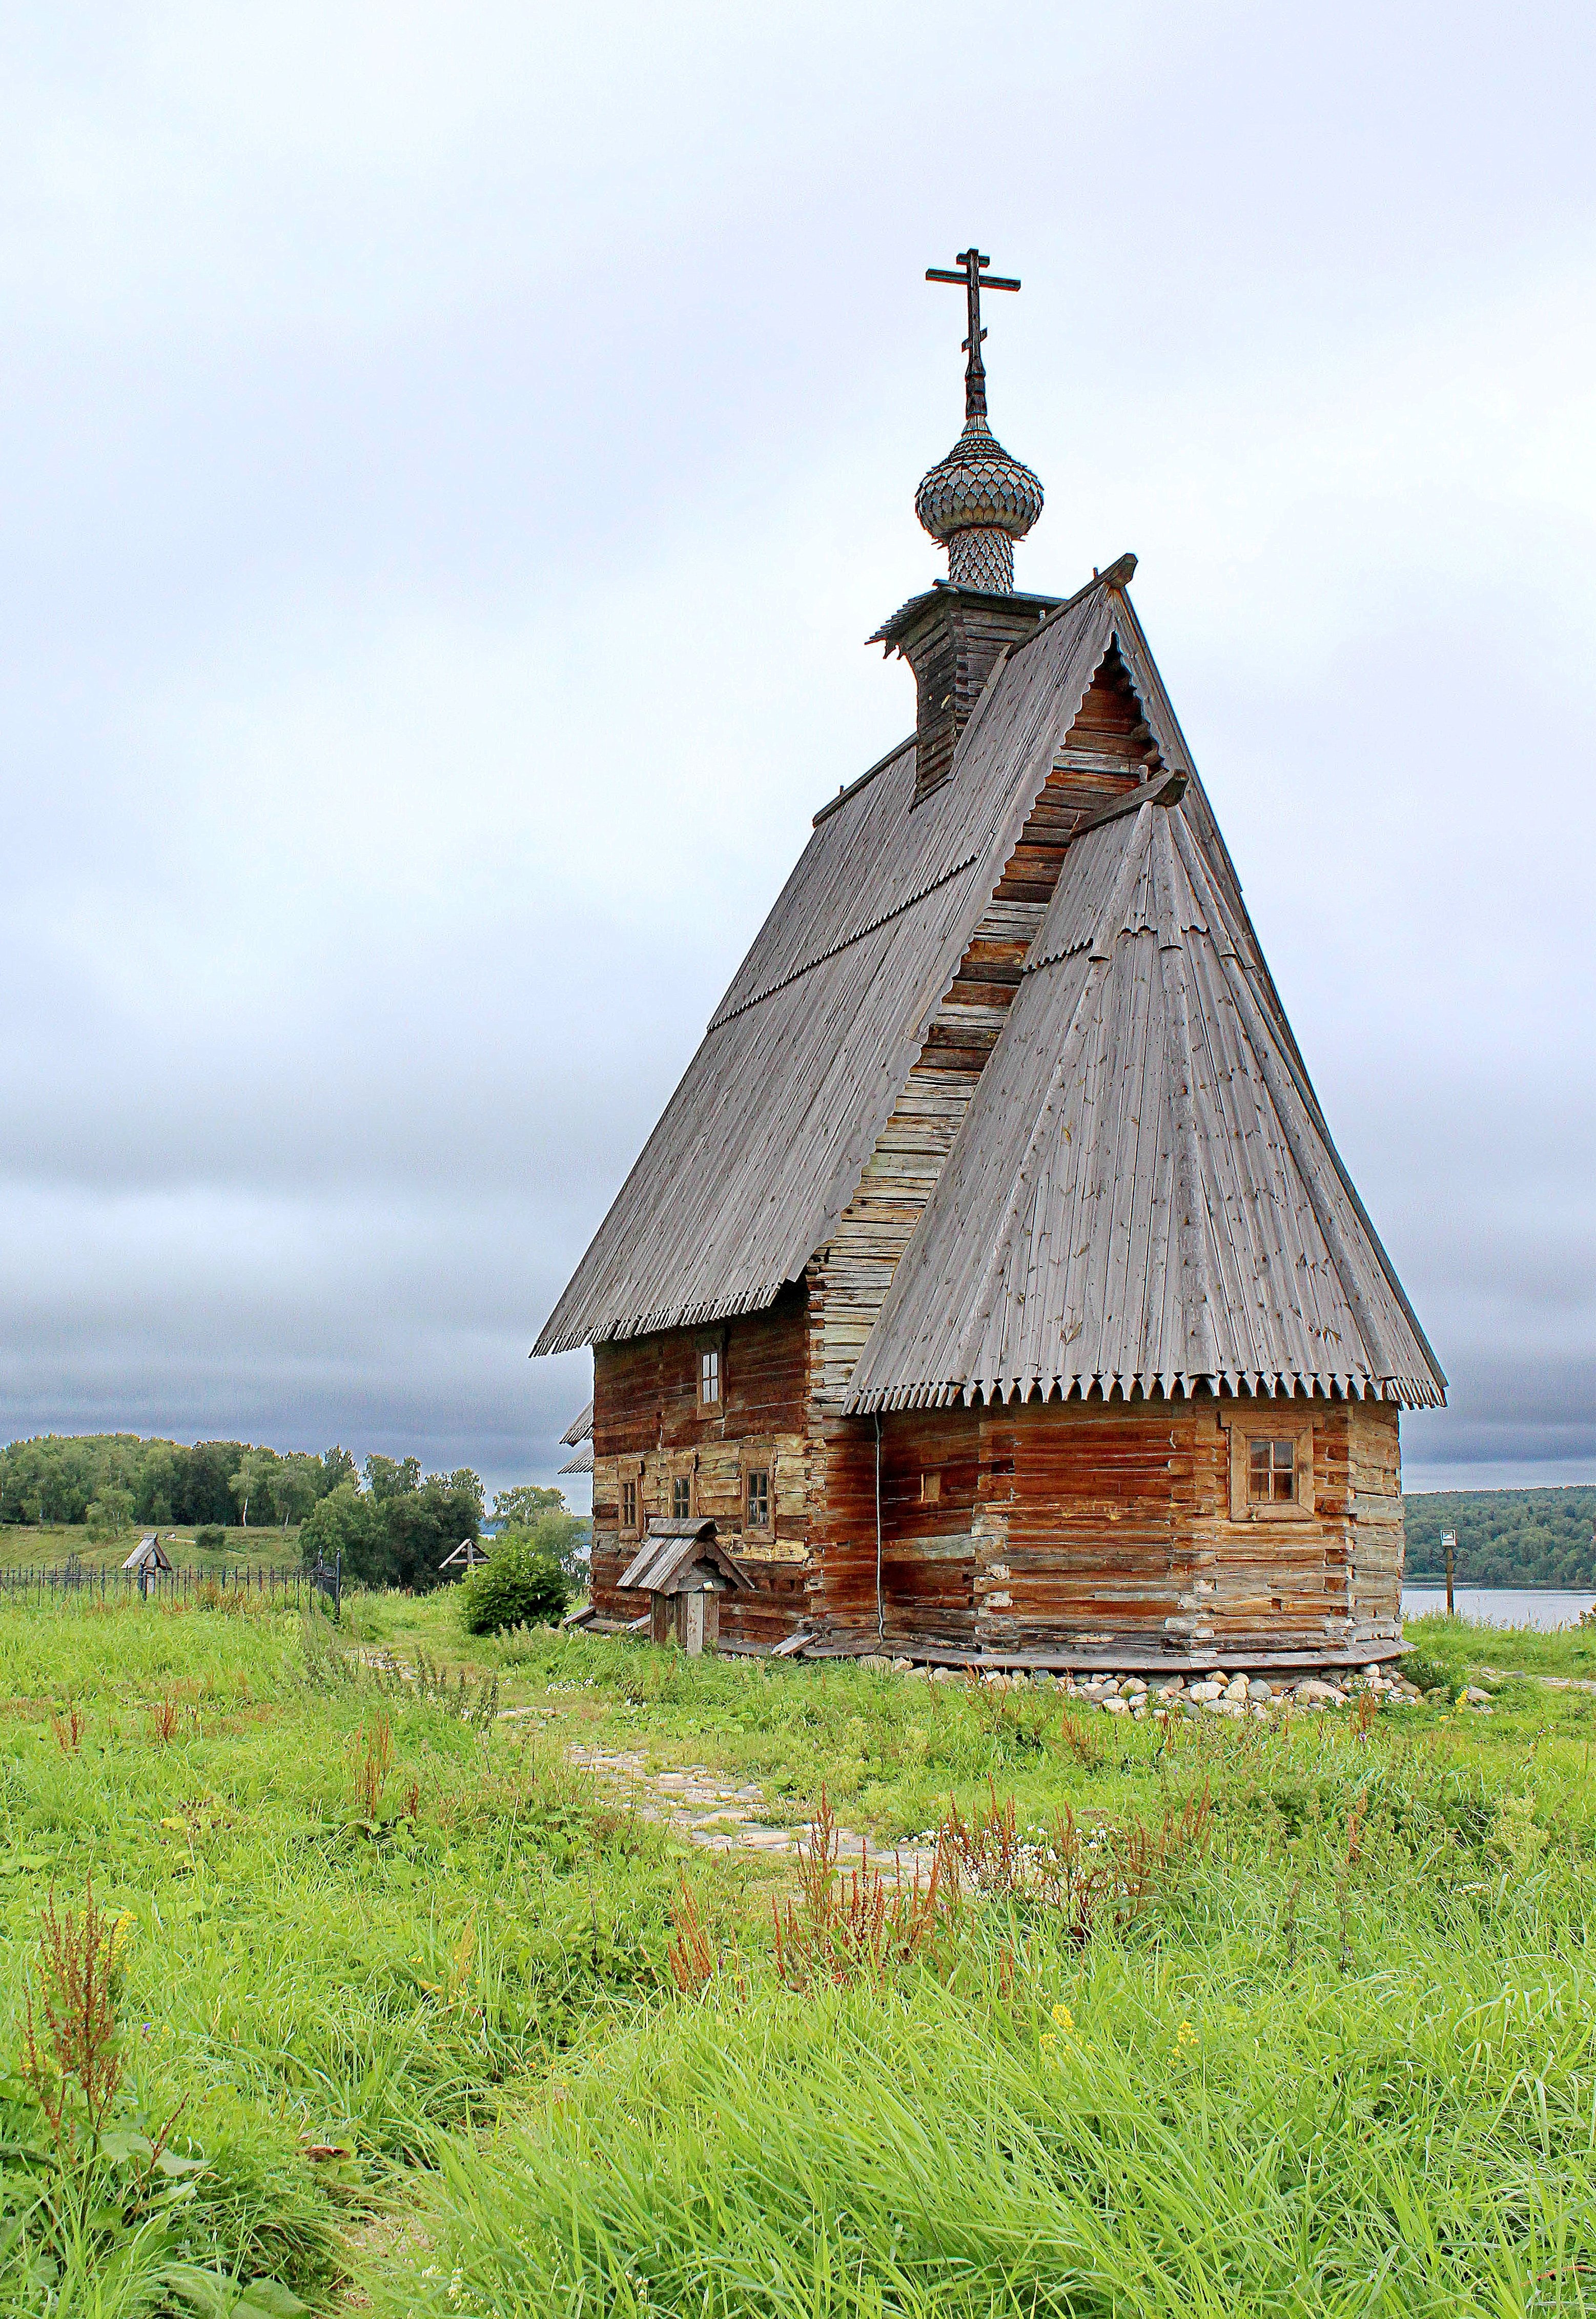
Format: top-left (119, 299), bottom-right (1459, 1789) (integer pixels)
top-left (925, 248), bottom-right (1020, 424)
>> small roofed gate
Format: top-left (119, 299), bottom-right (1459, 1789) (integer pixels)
top-left (619, 1520), bottom-right (754, 1655)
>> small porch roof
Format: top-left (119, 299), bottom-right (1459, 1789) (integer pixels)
top-left (123, 1535), bottom-right (174, 1573)
top-left (618, 1519), bottom-right (754, 1597)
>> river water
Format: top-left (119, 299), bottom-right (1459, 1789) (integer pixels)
top-left (1402, 1586), bottom-right (1595, 1632)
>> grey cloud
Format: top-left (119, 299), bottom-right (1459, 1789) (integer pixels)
top-left (1, 0), bottom-right (1593, 1504)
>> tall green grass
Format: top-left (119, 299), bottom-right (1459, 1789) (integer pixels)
top-left (0, 1597), bottom-right (736, 2314)
top-left (1, 1592), bottom-right (1592, 2314)
top-left (402, 1926), bottom-right (1596, 2317)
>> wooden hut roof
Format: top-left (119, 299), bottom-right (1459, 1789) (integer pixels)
top-left (846, 784), bottom-right (1445, 1412)
top-left (535, 562), bottom-right (1440, 1411)
top-left (123, 1534), bottom-right (174, 1572)
top-left (618, 1520), bottom-right (753, 1595)
top-left (557, 1398), bottom-right (594, 1473)
top-left (438, 1536), bottom-right (489, 1569)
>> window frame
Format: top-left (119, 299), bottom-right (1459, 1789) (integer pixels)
top-left (1223, 1410), bottom-right (1314, 1521)
top-left (1248, 1436), bottom-right (1298, 1507)
top-left (671, 1473), bottom-right (692, 1521)
top-left (745, 1467), bottom-right (770, 1530)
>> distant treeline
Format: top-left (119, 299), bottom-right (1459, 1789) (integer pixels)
top-left (0, 1433), bottom-right (356, 1532)
top-left (1404, 1487), bottom-right (1596, 1589)
top-left (0, 1431), bottom-right (588, 1595)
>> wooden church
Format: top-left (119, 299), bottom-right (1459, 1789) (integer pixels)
top-left (537, 250), bottom-right (1444, 1673)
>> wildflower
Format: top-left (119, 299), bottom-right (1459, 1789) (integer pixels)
top-left (1176, 2019), bottom-right (1198, 2051)
top-left (1039, 2031), bottom-right (1058, 2054)
top-left (1051, 2003), bottom-right (1074, 2030)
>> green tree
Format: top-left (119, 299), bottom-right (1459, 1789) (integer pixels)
top-left (298, 1482), bottom-right (382, 1576)
top-left (136, 1442), bottom-right (180, 1525)
top-left (378, 1473), bottom-right (481, 1592)
top-left (364, 1454), bottom-right (422, 1503)
top-left (180, 1442), bottom-right (248, 1527)
top-left (492, 1483), bottom-right (568, 1528)
top-left (85, 1488), bottom-right (135, 1541)
top-left (270, 1453), bottom-right (322, 1529)
top-left (498, 1509), bottom-right (590, 1581)
top-left (318, 1445), bottom-right (357, 1497)
top-left (300, 1470), bottom-right (481, 1592)
top-left (229, 1449), bottom-right (280, 1529)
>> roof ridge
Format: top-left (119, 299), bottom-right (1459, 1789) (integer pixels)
top-left (1006, 552), bottom-right (1137, 663)
top-left (812, 733), bottom-right (915, 828)
top-left (706, 850), bottom-right (978, 1032)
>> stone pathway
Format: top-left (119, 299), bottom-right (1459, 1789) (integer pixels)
top-left (564, 1743), bottom-right (936, 1877)
top-left (1480, 1667), bottom-right (1596, 1696)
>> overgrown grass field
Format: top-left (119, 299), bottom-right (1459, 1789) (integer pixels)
top-left (1, 1591), bottom-right (1593, 2315)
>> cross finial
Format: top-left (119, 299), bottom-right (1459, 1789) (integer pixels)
top-left (925, 247), bottom-right (1021, 424)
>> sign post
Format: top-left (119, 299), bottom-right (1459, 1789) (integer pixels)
top-left (1442, 1529), bottom-right (1456, 1617)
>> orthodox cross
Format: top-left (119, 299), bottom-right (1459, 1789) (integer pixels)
top-left (925, 247), bottom-right (1020, 424)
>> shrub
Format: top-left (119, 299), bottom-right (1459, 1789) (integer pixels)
top-left (193, 1524), bottom-right (226, 1553)
top-left (459, 1539), bottom-right (570, 1636)
top-left (1402, 1647), bottom-right (1446, 1693)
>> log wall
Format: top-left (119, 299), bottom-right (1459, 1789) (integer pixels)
top-left (817, 1389), bottom-right (1405, 1663)
top-left (589, 1285), bottom-right (812, 1636)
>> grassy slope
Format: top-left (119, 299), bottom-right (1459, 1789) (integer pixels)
top-left (0, 1523), bottom-right (306, 1575)
top-left (0, 1593), bottom-right (1592, 2315)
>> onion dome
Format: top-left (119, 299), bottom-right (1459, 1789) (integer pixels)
top-left (915, 415), bottom-right (1044, 592)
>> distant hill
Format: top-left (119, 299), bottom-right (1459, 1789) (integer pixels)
top-left (1403, 1487), bottom-right (1596, 1589)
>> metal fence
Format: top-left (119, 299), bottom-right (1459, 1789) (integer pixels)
top-left (0, 1561), bottom-right (319, 1605)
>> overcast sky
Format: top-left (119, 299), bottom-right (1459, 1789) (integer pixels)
top-left (2, 2), bottom-right (1592, 1504)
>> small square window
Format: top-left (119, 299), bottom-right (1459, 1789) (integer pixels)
top-left (700, 1349), bottom-right (720, 1404)
top-left (746, 1469), bottom-right (770, 1528)
top-left (672, 1475), bottom-right (691, 1519)
top-left (1248, 1438), bottom-right (1296, 1505)
top-left (620, 1478), bottom-right (637, 1530)
top-left (920, 1472), bottom-right (941, 1505)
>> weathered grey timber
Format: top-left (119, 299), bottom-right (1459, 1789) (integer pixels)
top-left (845, 789), bottom-right (1444, 1412)
top-left (538, 572), bottom-right (1201, 1354)
top-left (557, 1400), bottom-right (594, 1473)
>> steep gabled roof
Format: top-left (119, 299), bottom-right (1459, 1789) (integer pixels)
top-left (536, 569), bottom-right (1143, 1354)
top-left (845, 784), bottom-right (1445, 1412)
top-left (536, 562), bottom-right (1441, 1413)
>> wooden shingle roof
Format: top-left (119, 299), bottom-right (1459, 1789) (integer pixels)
top-left (845, 786), bottom-right (1445, 1411)
top-left (537, 572), bottom-right (1150, 1354)
top-left (617, 1520), bottom-right (753, 1595)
